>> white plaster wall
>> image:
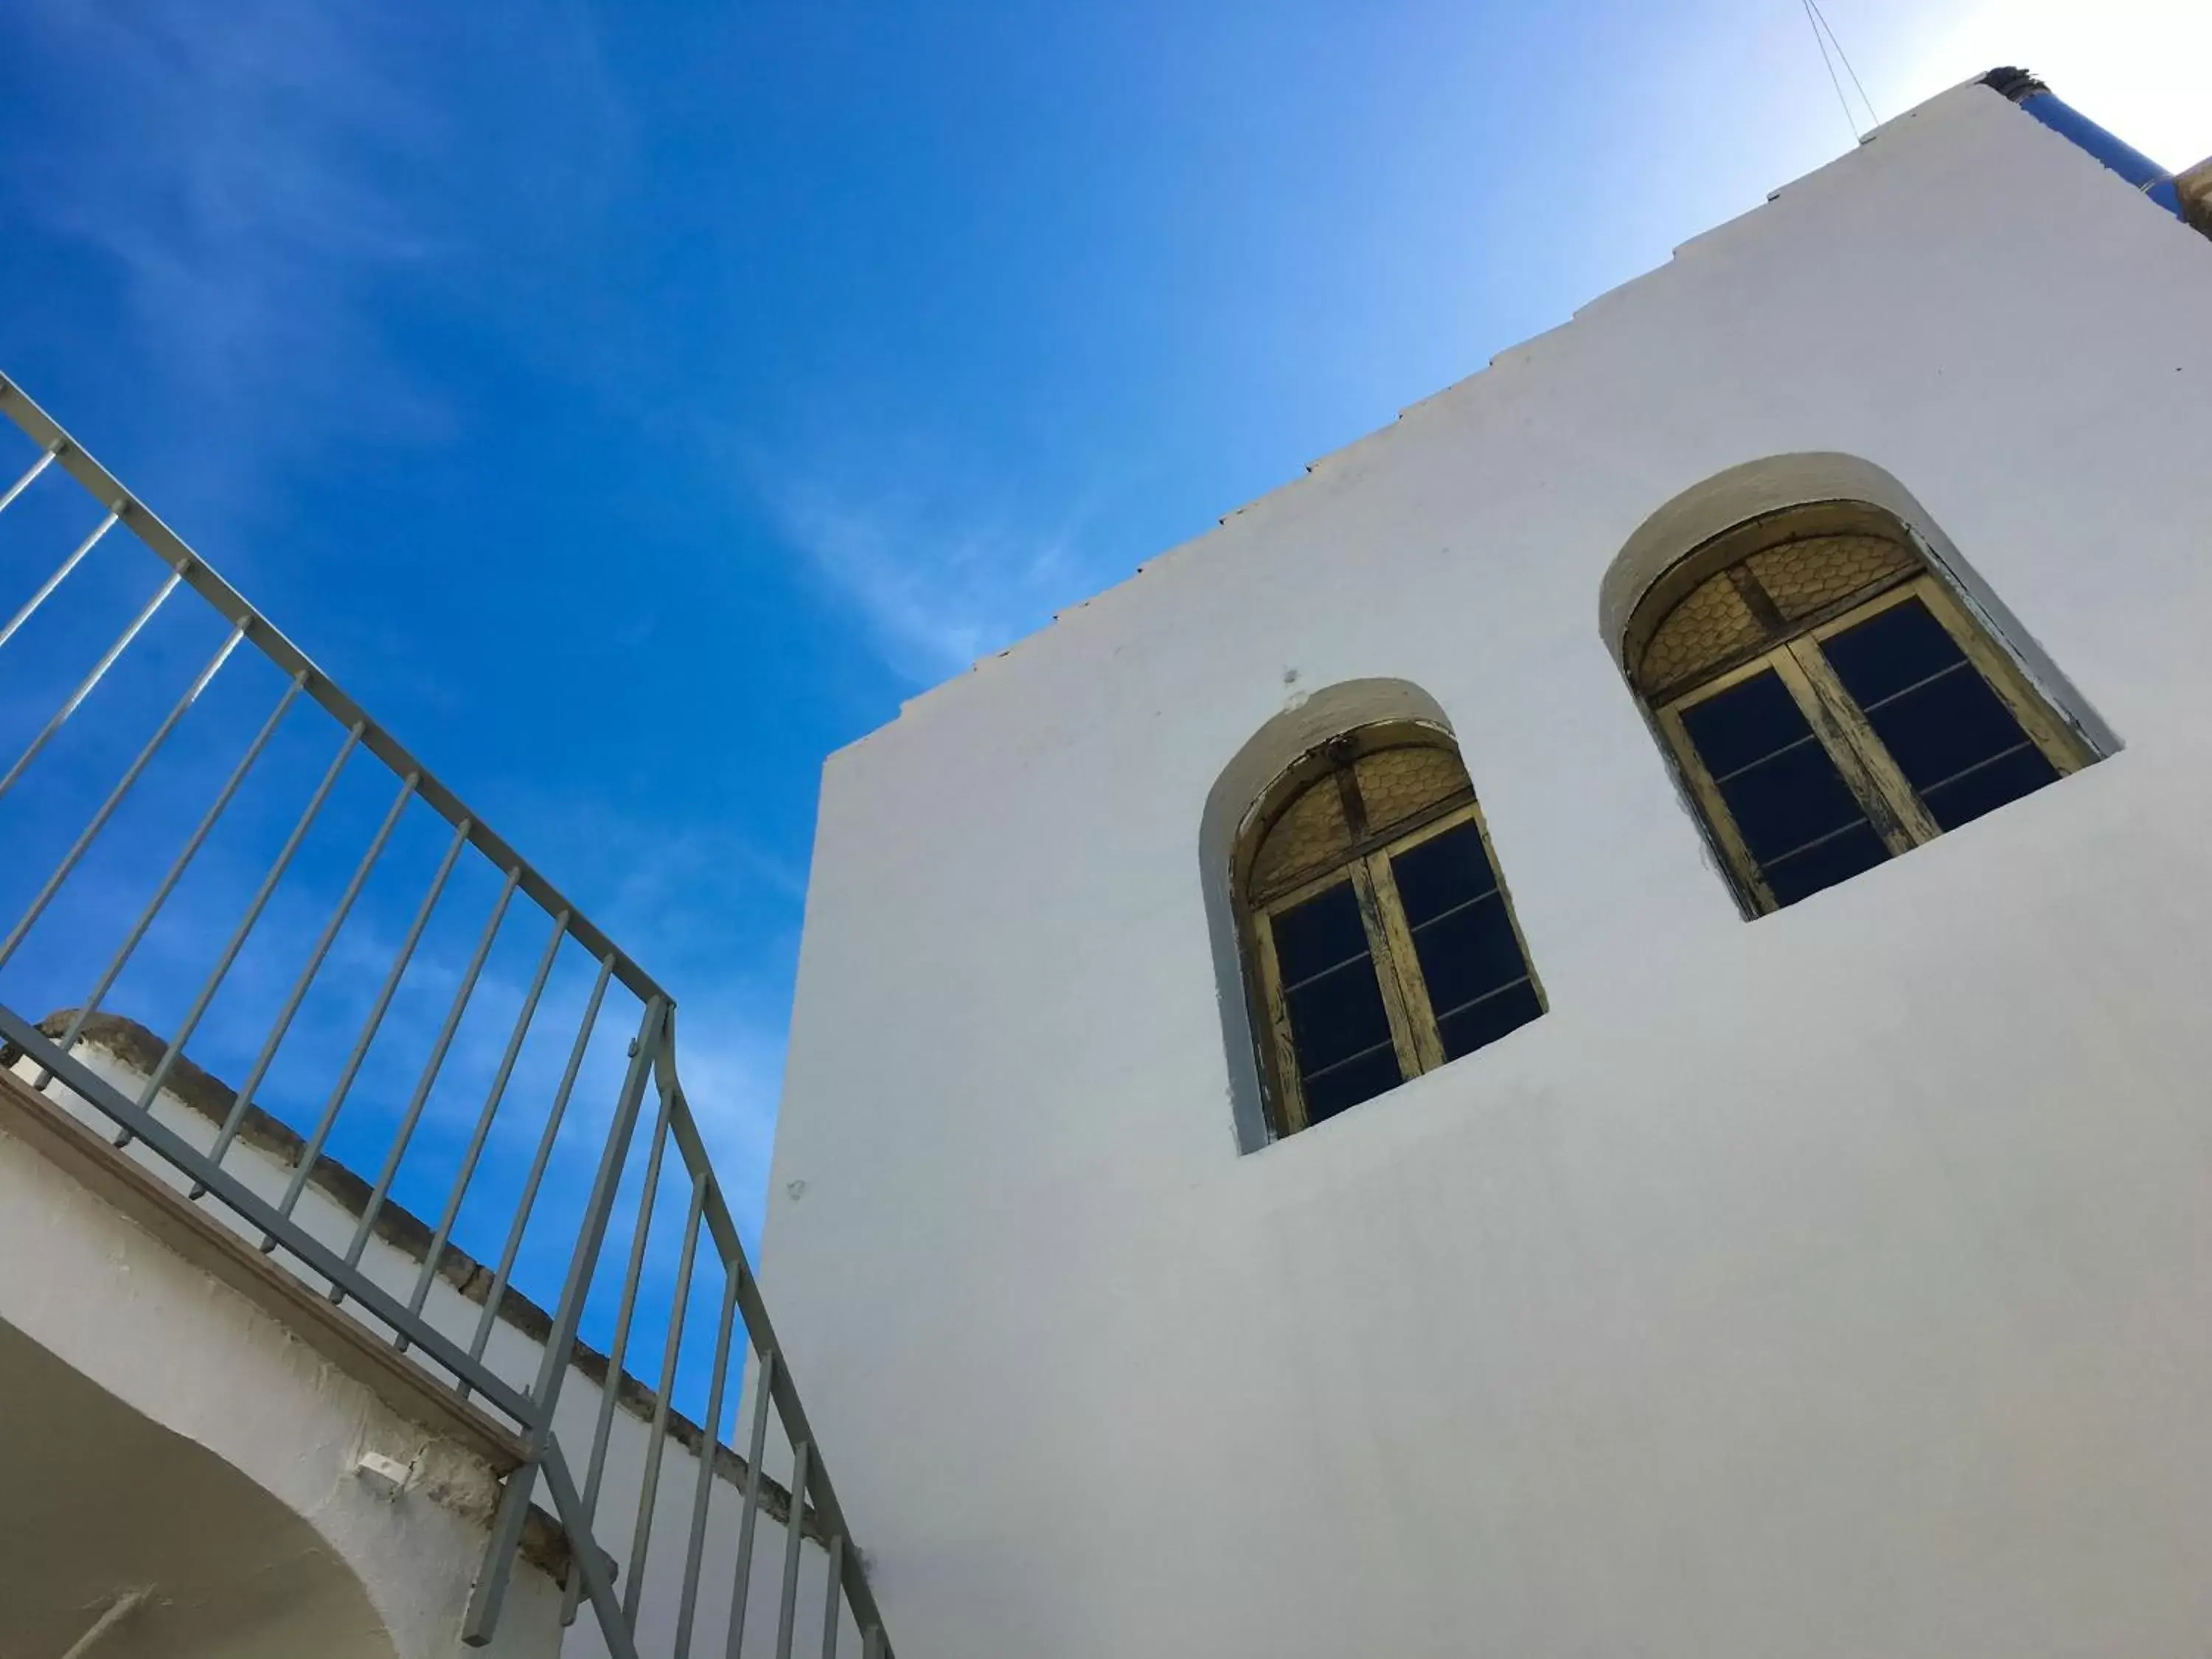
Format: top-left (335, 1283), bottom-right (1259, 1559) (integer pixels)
top-left (0, 1312), bottom-right (401, 1659)
top-left (0, 1112), bottom-right (564, 1659)
top-left (765, 82), bottom-right (2212, 1658)
top-left (8, 1043), bottom-right (845, 1659)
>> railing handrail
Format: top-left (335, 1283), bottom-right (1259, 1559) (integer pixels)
top-left (0, 374), bottom-right (668, 1009)
top-left (0, 372), bottom-right (892, 1659)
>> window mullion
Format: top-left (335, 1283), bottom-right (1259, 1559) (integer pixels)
top-left (1773, 639), bottom-right (1939, 850)
top-left (1248, 907), bottom-right (1310, 1135)
top-left (1348, 859), bottom-right (1430, 1081)
top-left (1363, 851), bottom-right (1447, 1073)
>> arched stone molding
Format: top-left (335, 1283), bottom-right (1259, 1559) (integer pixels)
top-left (1198, 678), bottom-right (1455, 1152)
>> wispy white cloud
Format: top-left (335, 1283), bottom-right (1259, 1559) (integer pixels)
top-left (755, 464), bottom-right (1099, 684)
top-left (1, 1), bottom-right (745, 1208)
top-left (4, 1), bottom-right (635, 515)
top-left (7, 3), bottom-right (446, 470)
top-left (1885, 0), bottom-right (2212, 170)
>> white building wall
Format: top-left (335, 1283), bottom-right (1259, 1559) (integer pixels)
top-left (765, 80), bottom-right (2212, 1658)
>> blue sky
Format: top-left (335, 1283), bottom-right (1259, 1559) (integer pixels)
top-left (1, 1), bottom-right (2205, 1312)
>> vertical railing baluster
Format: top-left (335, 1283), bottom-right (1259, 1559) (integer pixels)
top-left (0, 441), bottom-right (58, 521)
top-left (462, 995), bottom-right (667, 1644)
top-left (0, 565), bottom-right (178, 804)
top-left (820, 1534), bottom-right (844, 1659)
top-left (124, 721), bottom-right (363, 1147)
top-left (0, 382), bottom-right (902, 1659)
top-left (0, 625), bottom-right (243, 970)
top-left (40, 672), bottom-right (304, 1088)
top-left (676, 1265), bottom-right (744, 1659)
top-left (397, 906), bottom-right (567, 1349)
top-left (267, 813), bottom-right (470, 1244)
top-left (330, 862), bottom-right (518, 1301)
top-left (185, 758), bottom-right (409, 1179)
top-left (0, 503), bottom-right (111, 654)
top-left (539, 1441), bottom-right (645, 1659)
top-left (775, 1441), bottom-right (813, 1659)
top-left (563, 1067), bottom-right (681, 1623)
top-left (623, 1175), bottom-right (709, 1628)
top-left (463, 952), bottom-right (613, 1387)
top-left (726, 1349), bottom-right (779, 1659)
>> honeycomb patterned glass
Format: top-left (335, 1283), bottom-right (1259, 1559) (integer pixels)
top-left (1353, 744), bottom-right (1471, 837)
top-left (1638, 571), bottom-right (1764, 693)
top-left (1747, 532), bottom-right (1914, 622)
top-left (1251, 776), bottom-right (1353, 896)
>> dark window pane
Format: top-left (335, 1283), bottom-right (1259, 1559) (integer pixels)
top-left (1823, 597), bottom-right (2059, 832)
top-left (1677, 672), bottom-right (1810, 777)
top-left (1921, 745), bottom-right (2060, 831)
top-left (1303, 1043), bottom-right (1403, 1124)
top-left (1681, 672), bottom-right (1872, 855)
top-left (1436, 979), bottom-right (1543, 1061)
top-left (1717, 739), bottom-right (1869, 863)
top-left (1270, 878), bottom-right (1369, 985)
top-left (1761, 822), bottom-right (1890, 905)
top-left (1391, 820), bottom-right (1497, 927)
top-left (1873, 669), bottom-right (2028, 786)
top-left (1677, 668), bottom-right (1891, 908)
top-left (1819, 596), bottom-right (1960, 707)
top-left (1284, 967), bottom-right (1396, 1077)
top-left (1390, 820), bottom-right (1540, 1062)
top-left (1410, 900), bottom-right (1528, 1015)
top-left (1270, 882), bottom-right (1401, 1104)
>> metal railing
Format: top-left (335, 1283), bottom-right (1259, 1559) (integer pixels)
top-left (0, 372), bottom-right (891, 1659)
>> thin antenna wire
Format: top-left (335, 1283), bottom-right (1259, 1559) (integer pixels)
top-left (1801, 0), bottom-right (1859, 141)
top-left (1807, 0), bottom-right (1879, 128)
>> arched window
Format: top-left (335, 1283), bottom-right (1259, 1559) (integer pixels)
top-left (1625, 501), bottom-right (2092, 914)
top-left (1235, 722), bottom-right (1544, 1136)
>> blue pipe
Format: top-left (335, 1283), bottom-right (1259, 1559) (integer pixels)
top-left (1982, 66), bottom-right (2183, 219)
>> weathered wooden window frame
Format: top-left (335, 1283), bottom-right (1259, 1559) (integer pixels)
top-left (1632, 507), bottom-right (2093, 917)
top-left (1235, 723), bottom-right (1545, 1138)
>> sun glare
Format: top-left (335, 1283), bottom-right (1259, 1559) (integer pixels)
top-left (1893, 0), bottom-right (2212, 169)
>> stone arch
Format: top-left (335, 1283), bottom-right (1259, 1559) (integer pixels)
top-left (0, 1312), bottom-right (400, 1659)
top-left (1200, 678), bottom-right (1456, 1152)
top-left (1597, 451), bottom-right (2112, 754)
top-left (1598, 452), bottom-right (2115, 916)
